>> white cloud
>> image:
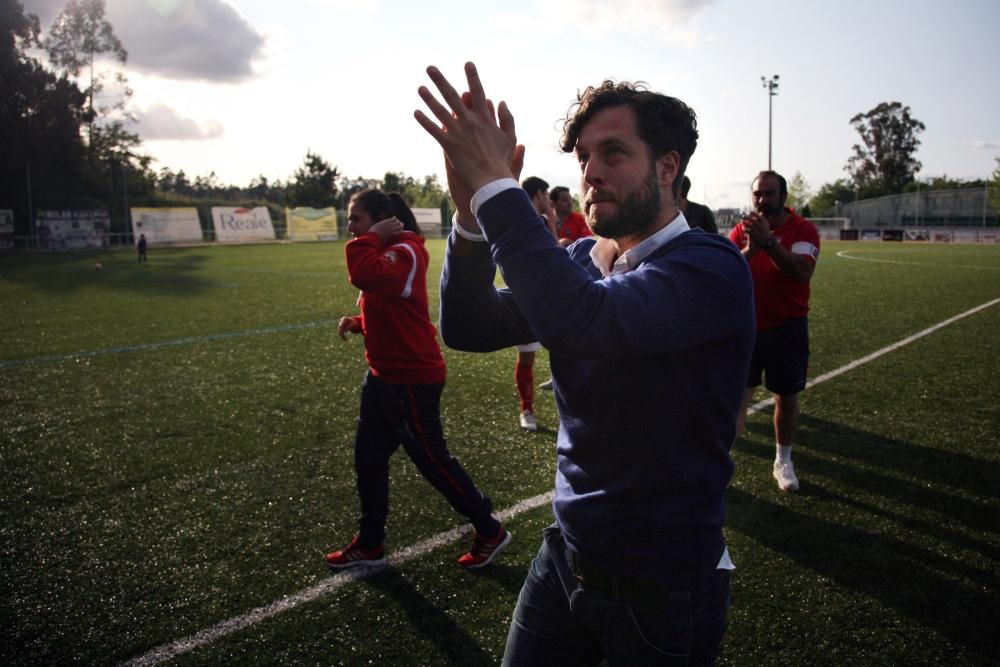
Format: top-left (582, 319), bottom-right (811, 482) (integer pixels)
top-left (536, 0), bottom-right (713, 43)
top-left (113, 0), bottom-right (265, 82)
top-left (305, 0), bottom-right (382, 12)
top-left (134, 104), bottom-right (223, 141)
top-left (24, 0), bottom-right (267, 83)
top-left (973, 140), bottom-right (1000, 150)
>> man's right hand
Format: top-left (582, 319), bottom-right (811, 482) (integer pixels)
top-left (415, 62), bottom-right (518, 195)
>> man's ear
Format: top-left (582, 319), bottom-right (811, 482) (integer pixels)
top-left (657, 151), bottom-right (681, 196)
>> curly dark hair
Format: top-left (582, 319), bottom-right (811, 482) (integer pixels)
top-left (560, 81), bottom-right (698, 198)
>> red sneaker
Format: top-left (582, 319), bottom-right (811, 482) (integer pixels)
top-left (325, 536), bottom-right (385, 569)
top-left (457, 528), bottom-right (512, 569)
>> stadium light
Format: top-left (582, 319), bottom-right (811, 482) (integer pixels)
top-left (761, 75), bottom-right (779, 169)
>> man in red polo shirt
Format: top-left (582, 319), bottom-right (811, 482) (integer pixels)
top-left (729, 170), bottom-right (819, 492)
top-left (549, 186), bottom-right (592, 248)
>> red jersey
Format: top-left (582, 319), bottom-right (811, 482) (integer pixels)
top-left (729, 210), bottom-right (819, 330)
top-left (345, 231), bottom-right (446, 384)
top-left (558, 211), bottom-right (592, 241)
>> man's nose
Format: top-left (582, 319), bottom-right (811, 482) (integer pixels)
top-left (582, 160), bottom-right (603, 186)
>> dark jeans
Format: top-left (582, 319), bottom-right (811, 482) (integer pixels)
top-left (503, 525), bottom-right (730, 666)
top-left (353, 371), bottom-right (499, 547)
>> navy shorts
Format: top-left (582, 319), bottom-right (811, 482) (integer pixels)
top-left (747, 317), bottom-right (809, 395)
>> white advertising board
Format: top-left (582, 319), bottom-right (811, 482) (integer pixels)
top-left (0, 209), bottom-right (13, 250)
top-left (412, 207), bottom-right (443, 237)
top-left (0, 209), bottom-right (13, 234)
top-left (211, 207), bottom-right (275, 243)
top-left (36, 210), bottom-right (109, 250)
top-left (131, 207), bottom-right (203, 244)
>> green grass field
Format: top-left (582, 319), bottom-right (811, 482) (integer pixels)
top-left (2, 240), bottom-right (999, 665)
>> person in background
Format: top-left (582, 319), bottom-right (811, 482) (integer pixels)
top-left (549, 185), bottom-right (592, 247)
top-left (137, 233), bottom-right (147, 262)
top-left (729, 170), bottom-right (820, 492)
top-left (513, 175), bottom-right (558, 430)
top-left (679, 175), bottom-right (718, 234)
top-left (326, 189), bottom-right (511, 570)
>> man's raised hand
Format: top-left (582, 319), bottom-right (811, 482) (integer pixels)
top-left (415, 62), bottom-right (518, 193)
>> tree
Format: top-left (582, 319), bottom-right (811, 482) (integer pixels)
top-left (1, 0), bottom-right (90, 228)
top-left (287, 151), bottom-right (339, 207)
top-left (846, 101), bottom-right (925, 194)
top-left (785, 171), bottom-right (812, 212)
top-left (337, 175), bottom-right (380, 209)
top-left (989, 158), bottom-right (1000, 215)
top-left (808, 179), bottom-right (856, 217)
top-left (43, 0), bottom-right (129, 145)
top-left (380, 171), bottom-right (449, 208)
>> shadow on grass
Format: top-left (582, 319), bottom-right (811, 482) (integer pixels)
top-left (464, 560), bottom-right (531, 598)
top-left (364, 568), bottom-right (498, 665)
top-left (730, 413), bottom-right (1000, 662)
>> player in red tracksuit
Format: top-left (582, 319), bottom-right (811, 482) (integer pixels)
top-left (325, 189), bottom-right (510, 570)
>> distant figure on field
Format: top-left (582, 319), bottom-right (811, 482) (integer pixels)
top-left (549, 185), bottom-right (592, 247)
top-left (680, 175), bottom-right (719, 234)
top-left (137, 234), bottom-right (147, 262)
top-left (326, 189), bottom-right (510, 571)
top-left (729, 170), bottom-right (820, 492)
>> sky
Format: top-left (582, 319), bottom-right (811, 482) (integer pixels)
top-left (22, 0), bottom-right (1000, 209)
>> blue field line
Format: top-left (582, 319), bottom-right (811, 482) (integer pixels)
top-left (0, 320), bottom-right (338, 369)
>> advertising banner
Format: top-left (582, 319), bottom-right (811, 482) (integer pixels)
top-left (211, 207), bottom-right (275, 243)
top-left (882, 229), bottom-right (904, 242)
top-left (36, 210), bottom-right (109, 250)
top-left (131, 207), bottom-right (203, 244)
top-left (0, 209), bottom-right (13, 250)
top-left (286, 207), bottom-right (339, 241)
top-left (860, 229), bottom-right (883, 241)
top-left (952, 230), bottom-right (979, 243)
top-left (412, 207), bottom-right (443, 237)
top-left (904, 229), bottom-right (929, 241)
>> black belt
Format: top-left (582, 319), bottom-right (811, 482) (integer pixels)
top-left (569, 552), bottom-right (682, 607)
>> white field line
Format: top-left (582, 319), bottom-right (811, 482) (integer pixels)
top-left (0, 320), bottom-right (338, 369)
top-left (124, 296), bottom-right (1000, 666)
top-left (835, 249), bottom-right (1000, 270)
top-left (745, 296), bottom-right (1000, 417)
top-left (122, 491), bottom-right (555, 667)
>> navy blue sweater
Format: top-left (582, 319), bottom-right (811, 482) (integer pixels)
top-left (440, 187), bottom-right (755, 588)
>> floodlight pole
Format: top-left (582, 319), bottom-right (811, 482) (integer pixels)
top-left (761, 75), bottom-right (780, 170)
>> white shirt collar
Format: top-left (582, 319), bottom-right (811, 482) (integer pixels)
top-left (589, 212), bottom-right (691, 277)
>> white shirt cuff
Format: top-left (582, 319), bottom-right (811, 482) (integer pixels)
top-left (470, 178), bottom-right (520, 218)
top-left (451, 213), bottom-right (487, 242)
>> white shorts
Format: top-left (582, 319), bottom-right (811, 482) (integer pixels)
top-left (515, 342), bottom-right (542, 353)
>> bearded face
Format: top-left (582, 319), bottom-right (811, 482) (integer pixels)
top-left (586, 162), bottom-right (662, 240)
